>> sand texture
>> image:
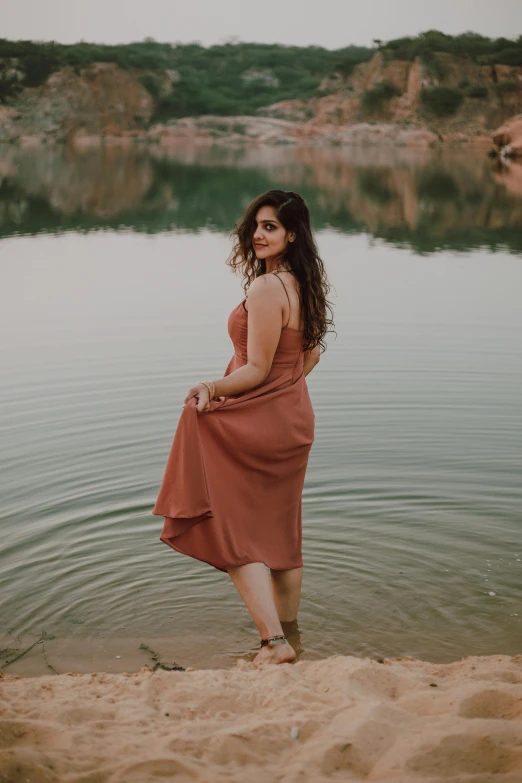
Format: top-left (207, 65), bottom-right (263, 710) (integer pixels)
top-left (1, 653), bottom-right (522, 782)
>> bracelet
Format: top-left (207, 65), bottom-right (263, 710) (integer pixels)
top-left (200, 380), bottom-right (215, 399)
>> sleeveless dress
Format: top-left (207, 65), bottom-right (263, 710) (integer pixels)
top-left (151, 273), bottom-right (315, 572)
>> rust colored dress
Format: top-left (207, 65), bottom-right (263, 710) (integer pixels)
top-left (151, 273), bottom-right (315, 572)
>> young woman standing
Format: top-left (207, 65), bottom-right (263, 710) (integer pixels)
top-left (152, 189), bottom-right (334, 666)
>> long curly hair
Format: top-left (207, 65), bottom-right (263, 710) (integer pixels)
top-left (226, 189), bottom-right (335, 354)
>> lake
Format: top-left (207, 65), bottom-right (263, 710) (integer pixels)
top-left (1, 142), bottom-right (521, 676)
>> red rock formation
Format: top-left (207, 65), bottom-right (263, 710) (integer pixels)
top-left (0, 63), bottom-right (153, 144)
top-left (492, 114), bottom-right (522, 158)
top-left (1, 51), bottom-right (521, 148)
top-left (260, 51), bottom-right (522, 140)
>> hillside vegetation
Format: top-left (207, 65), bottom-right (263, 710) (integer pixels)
top-left (1, 31), bottom-right (521, 120)
top-left (380, 30), bottom-right (522, 66)
top-left (1, 31), bottom-right (521, 148)
top-left (0, 38), bottom-right (373, 117)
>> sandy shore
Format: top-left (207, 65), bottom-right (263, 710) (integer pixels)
top-left (1, 653), bottom-right (522, 782)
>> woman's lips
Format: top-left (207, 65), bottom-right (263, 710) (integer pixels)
top-left (254, 244), bottom-right (267, 248)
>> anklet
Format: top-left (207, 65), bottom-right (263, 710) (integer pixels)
top-left (260, 635), bottom-right (287, 648)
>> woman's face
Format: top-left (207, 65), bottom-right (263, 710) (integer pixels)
top-left (252, 205), bottom-right (295, 262)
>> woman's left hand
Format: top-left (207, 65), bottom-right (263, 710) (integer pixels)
top-left (183, 383), bottom-right (211, 414)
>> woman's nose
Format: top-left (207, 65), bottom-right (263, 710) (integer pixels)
top-left (253, 226), bottom-right (264, 241)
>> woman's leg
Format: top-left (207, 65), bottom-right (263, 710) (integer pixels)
top-left (270, 566), bottom-right (303, 622)
top-left (227, 562), bottom-right (296, 665)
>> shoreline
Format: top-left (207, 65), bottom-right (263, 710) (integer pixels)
top-left (1, 651), bottom-right (521, 781)
top-left (0, 121), bottom-right (494, 151)
top-left (4, 629), bottom-right (522, 680)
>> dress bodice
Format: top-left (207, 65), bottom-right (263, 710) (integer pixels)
top-left (188, 298), bottom-right (308, 413)
top-left (227, 299), bottom-right (305, 365)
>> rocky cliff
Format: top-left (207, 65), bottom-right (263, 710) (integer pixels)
top-left (259, 51), bottom-right (522, 141)
top-left (0, 62), bottom-right (155, 144)
top-left (1, 50), bottom-right (521, 147)
top-left (492, 114), bottom-right (522, 158)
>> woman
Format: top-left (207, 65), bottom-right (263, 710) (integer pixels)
top-left (152, 189), bottom-right (334, 666)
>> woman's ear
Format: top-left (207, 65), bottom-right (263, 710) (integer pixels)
top-left (288, 232), bottom-right (296, 243)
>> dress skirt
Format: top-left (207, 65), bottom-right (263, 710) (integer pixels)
top-left (151, 299), bottom-right (315, 572)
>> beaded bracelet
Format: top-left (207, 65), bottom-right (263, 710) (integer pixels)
top-left (200, 380), bottom-right (215, 399)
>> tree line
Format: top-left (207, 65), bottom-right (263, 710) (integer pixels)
top-left (0, 31), bottom-right (520, 117)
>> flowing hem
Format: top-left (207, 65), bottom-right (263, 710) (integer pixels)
top-left (159, 532), bottom-right (303, 574)
top-left (152, 508), bottom-right (212, 538)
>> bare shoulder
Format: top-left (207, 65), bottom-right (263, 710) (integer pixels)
top-left (246, 274), bottom-right (285, 302)
top-left (248, 274), bottom-right (282, 294)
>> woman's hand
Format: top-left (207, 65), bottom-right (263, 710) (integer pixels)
top-left (183, 383), bottom-right (211, 414)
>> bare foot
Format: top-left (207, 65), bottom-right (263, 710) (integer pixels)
top-left (253, 639), bottom-right (296, 667)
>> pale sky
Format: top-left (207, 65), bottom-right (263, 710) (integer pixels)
top-left (4, 0), bottom-right (522, 48)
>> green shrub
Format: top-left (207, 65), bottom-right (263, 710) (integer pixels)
top-left (361, 81), bottom-right (401, 112)
top-left (420, 86), bottom-right (464, 115)
top-left (22, 53), bottom-right (60, 87)
top-left (139, 74), bottom-right (163, 99)
top-left (466, 84), bottom-right (488, 98)
top-left (493, 80), bottom-right (520, 95)
top-left (420, 51), bottom-right (447, 81)
top-left (0, 73), bottom-right (22, 102)
top-left (333, 45), bottom-right (374, 75)
top-left (381, 30), bottom-right (522, 67)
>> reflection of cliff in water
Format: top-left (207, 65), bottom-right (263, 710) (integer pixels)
top-left (1, 143), bottom-right (522, 254)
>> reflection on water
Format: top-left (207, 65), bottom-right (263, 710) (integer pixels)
top-left (1, 142), bottom-right (521, 676)
top-left (1, 143), bottom-right (522, 253)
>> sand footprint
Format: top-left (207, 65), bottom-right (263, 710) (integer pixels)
top-left (406, 732), bottom-right (522, 777)
top-left (0, 720), bottom-right (66, 750)
top-left (0, 748), bottom-right (58, 783)
top-left (459, 688), bottom-right (522, 720)
top-left (110, 757), bottom-right (199, 782)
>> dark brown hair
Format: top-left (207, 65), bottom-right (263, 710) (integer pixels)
top-left (226, 189), bottom-right (335, 354)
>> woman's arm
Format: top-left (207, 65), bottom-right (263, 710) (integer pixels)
top-left (211, 275), bottom-right (288, 398)
top-left (184, 278), bottom-right (320, 411)
top-left (303, 344), bottom-right (320, 377)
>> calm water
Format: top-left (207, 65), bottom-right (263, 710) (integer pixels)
top-left (1, 143), bottom-right (521, 676)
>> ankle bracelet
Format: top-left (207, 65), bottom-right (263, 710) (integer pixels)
top-left (260, 635), bottom-right (287, 648)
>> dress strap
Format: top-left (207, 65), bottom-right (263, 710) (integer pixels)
top-left (271, 272), bottom-right (291, 329)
